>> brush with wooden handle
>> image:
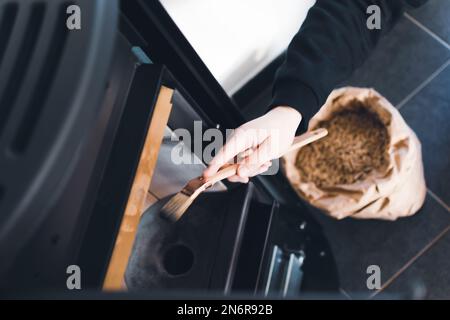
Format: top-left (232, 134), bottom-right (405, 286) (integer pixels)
top-left (160, 128), bottom-right (328, 222)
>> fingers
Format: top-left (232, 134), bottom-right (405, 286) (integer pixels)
top-left (227, 175), bottom-right (249, 184)
top-left (238, 138), bottom-right (274, 178)
top-left (226, 161), bottom-right (272, 184)
top-left (257, 161), bottom-right (273, 174)
top-left (233, 161), bottom-right (272, 182)
top-left (204, 127), bottom-right (262, 178)
top-left (203, 129), bottom-right (242, 177)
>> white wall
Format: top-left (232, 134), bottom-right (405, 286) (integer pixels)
top-left (160, 0), bottom-right (316, 95)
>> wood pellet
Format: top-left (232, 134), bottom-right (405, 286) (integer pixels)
top-left (295, 102), bottom-right (389, 188)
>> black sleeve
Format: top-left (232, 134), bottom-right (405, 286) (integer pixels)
top-left (271, 0), bottom-right (427, 133)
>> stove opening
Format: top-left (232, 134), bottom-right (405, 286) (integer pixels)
top-left (163, 244), bottom-right (194, 276)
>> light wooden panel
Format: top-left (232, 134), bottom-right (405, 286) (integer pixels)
top-left (103, 86), bottom-right (173, 290)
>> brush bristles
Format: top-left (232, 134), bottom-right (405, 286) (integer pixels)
top-left (160, 192), bottom-right (196, 221)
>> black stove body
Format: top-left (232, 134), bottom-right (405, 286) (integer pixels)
top-left (126, 185), bottom-right (338, 296)
top-left (0, 0), bottom-right (339, 297)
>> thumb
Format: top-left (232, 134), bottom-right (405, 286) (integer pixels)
top-left (238, 138), bottom-right (274, 178)
top-left (203, 129), bottom-right (245, 177)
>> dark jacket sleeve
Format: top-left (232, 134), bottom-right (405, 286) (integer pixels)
top-left (271, 0), bottom-right (427, 133)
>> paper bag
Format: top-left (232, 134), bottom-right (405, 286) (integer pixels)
top-left (282, 87), bottom-right (426, 220)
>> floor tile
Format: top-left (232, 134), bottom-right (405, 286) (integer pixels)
top-left (342, 16), bottom-right (450, 105)
top-left (399, 64), bottom-right (450, 206)
top-left (407, 0), bottom-right (450, 45)
top-left (310, 194), bottom-right (450, 298)
top-left (383, 227), bottom-right (450, 299)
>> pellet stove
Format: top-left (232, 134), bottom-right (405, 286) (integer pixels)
top-left (0, 0), bottom-right (339, 297)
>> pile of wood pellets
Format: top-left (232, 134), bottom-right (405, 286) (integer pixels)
top-left (296, 102), bottom-right (390, 188)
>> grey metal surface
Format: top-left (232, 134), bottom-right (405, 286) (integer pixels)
top-left (149, 132), bottom-right (226, 200)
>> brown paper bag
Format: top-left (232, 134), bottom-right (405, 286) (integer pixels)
top-left (282, 87), bottom-right (426, 220)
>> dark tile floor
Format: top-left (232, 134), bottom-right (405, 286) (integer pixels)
top-left (407, 0), bottom-right (450, 45)
top-left (384, 225), bottom-right (450, 300)
top-left (311, 193), bottom-right (450, 299)
top-left (341, 15), bottom-right (450, 105)
top-left (320, 1), bottom-right (450, 299)
top-left (242, 0), bottom-right (450, 299)
top-left (399, 65), bottom-right (450, 206)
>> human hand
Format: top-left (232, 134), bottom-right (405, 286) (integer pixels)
top-left (203, 106), bottom-right (302, 183)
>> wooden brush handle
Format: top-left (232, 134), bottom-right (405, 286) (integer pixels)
top-left (201, 128), bottom-right (327, 189)
top-left (202, 164), bottom-right (239, 190)
top-left (288, 128), bottom-right (328, 153)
